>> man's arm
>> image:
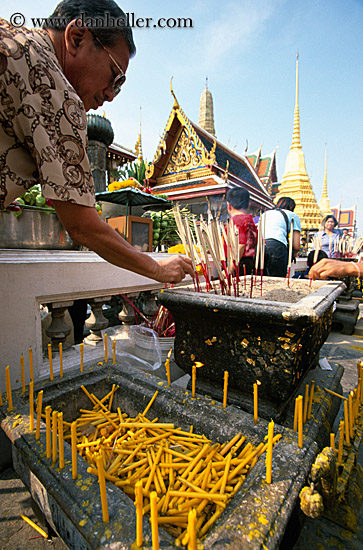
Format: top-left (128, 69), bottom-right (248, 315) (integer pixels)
top-left (53, 201), bottom-right (194, 284)
top-left (309, 258), bottom-right (362, 280)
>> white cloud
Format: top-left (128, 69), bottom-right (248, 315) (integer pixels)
top-left (195, 0), bottom-right (279, 72)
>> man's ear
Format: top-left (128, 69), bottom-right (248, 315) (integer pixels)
top-left (64, 19), bottom-right (91, 56)
top-left (227, 203), bottom-right (232, 214)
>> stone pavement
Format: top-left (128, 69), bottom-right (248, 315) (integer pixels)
top-left (1, 314), bottom-right (362, 550)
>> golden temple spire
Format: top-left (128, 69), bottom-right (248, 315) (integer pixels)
top-left (135, 107), bottom-right (143, 164)
top-left (292, 53), bottom-right (302, 150)
top-left (275, 54), bottom-right (323, 231)
top-left (170, 77), bottom-right (179, 109)
top-left (319, 144), bottom-right (331, 216)
top-left (198, 78), bottom-right (216, 137)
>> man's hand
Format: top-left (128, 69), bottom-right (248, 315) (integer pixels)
top-left (309, 258), bottom-right (361, 280)
top-left (155, 255), bottom-right (195, 284)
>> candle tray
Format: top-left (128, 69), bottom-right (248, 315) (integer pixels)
top-left (0, 362), bottom-right (317, 550)
top-left (158, 278), bottom-right (345, 420)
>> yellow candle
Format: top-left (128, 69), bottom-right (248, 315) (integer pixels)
top-left (135, 480), bottom-right (143, 547)
top-left (112, 340), bottom-right (116, 365)
top-left (96, 453), bottom-right (109, 523)
top-left (150, 491), bottom-right (159, 550)
top-left (0, 390), bottom-right (3, 407)
top-left (344, 399), bottom-right (350, 445)
top-left (187, 508), bottom-right (197, 550)
top-left (71, 421), bottom-right (77, 480)
top-left (35, 390), bottom-right (43, 440)
top-left (359, 363), bottom-right (363, 402)
top-left (52, 410), bottom-right (58, 463)
top-left (58, 412), bottom-right (64, 470)
top-left (48, 344), bottom-right (53, 381)
top-left (297, 395), bottom-right (303, 448)
top-left (104, 333), bottom-right (108, 364)
top-left (223, 371), bottom-right (228, 409)
top-left (29, 381), bottom-right (34, 432)
top-left (192, 365), bottom-right (196, 399)
top-left (307, 380), bottom-right (315, 420)
top-left (5, 365), bottom-right (13, 412)
top-left (59, 342), bottom-right (63, 378)
top-left (303, 383), bottom-right (309, 423)
top-left (253, 381), bottom-right (260, 424)
top-left (337, 420), bottom-right (344, 465)
top-left (20, 355), bottom-right (25, 394)
top-left (80, 342), bottom-right (84, 373)
top-left (45, 406), bottom-right (52, 459)
top-left (293, 397), bottom-right (298, 431)
top-left (330, 432), bottom-right (335, 451)
top-left (29, 347), bottom-right (33, 383)
top-left (165, 359), bottom-right (171, 387)
top-left (348, 392), bottom-right (354, 439)
top-left (20, 514), bottom-right (48, 539)
top-left (265, 420), bottom-right (274, 483)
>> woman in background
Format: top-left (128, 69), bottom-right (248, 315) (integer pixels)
top-left (263, 197), bottom-right (301, 277)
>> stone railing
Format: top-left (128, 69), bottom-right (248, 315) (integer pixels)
top-left (0, 249), bottom-right (184, 391)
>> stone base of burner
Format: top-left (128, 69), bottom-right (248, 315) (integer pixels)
top-left (1, 362), bottom-right (318, 550)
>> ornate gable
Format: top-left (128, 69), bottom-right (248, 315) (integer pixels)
top-left (146, 97), bottom-right (216, 185)
top-left (163, 127), bottom-right (208, 176)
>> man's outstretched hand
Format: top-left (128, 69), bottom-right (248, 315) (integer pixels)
top-left (156, 255), bottom-right (195, 284)
top-left (309, 258), bottom-right (361, 280)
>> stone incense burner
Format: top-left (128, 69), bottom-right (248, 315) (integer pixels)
top-left (158, 277), bottom-right (345, 420)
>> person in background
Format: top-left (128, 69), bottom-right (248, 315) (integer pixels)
top-left (342, 228), bottom-right (350, 240)
top-left (226, 188), bottom-right (258, 275)
top-left (0, 0), bottom-right (193, 285)
top-left (315, 215), bottom-right (342, 258)
top-left (263, 197), bottom-right (301, 277)
top-left (299, 236), bottom-right (308, 256)
top-left (309, 258), bottom-right (361, 280)
top-left (294, 250), bottom-right (328, 279)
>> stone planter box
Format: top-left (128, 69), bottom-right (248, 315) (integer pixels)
top-left (158, 278), bottom-right (345, 419)
top-left (1, 362), bottom-right (317, 550)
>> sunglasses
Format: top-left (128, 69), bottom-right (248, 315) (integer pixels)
top-left (94, 35), bottom-right (126, 96)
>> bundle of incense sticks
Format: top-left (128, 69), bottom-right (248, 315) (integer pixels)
top-left (63, 386), bottom-right (281, 543)
top-left (337, 236), bottom-right (363, 258)
top-left (173, 206), bottom-right (242, 296)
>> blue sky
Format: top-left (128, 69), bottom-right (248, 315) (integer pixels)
top-left (3, 0), bottom-right (363, 233)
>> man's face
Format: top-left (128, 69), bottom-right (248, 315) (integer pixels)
top-left (64, 28), bottom-right (130, 112)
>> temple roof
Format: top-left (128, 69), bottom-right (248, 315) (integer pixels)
top-left (146, 93), bottom-right (273, 210)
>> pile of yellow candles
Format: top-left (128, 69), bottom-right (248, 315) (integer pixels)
top-left (61, 387), bottom-right (281, 545)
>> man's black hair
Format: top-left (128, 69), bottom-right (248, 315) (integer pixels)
top-left (45, 0), bottom-right (136, 55)
top-left (226, 188), bottom-right (250, 211)
top-left (275, 196), bottom-right (296, 212)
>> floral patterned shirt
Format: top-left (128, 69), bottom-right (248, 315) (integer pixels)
top-left (0, 18), bottom-right (95, 209)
